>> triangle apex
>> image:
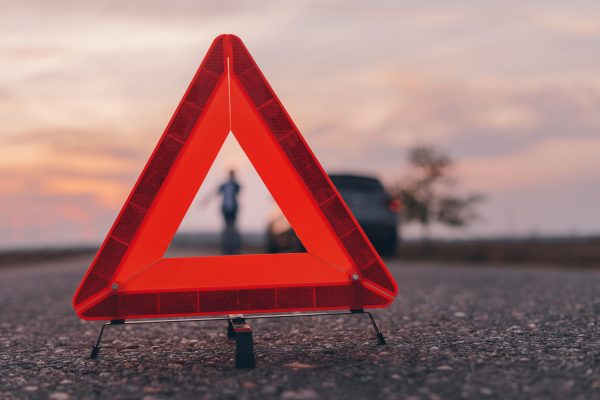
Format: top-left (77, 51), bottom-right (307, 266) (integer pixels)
top-left (214, 33), bottom-right (243, 42)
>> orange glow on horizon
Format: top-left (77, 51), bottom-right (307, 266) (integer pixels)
top-left (1, 2), bottom-right (600, 247)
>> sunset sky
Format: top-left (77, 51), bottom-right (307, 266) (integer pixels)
top-left (1, 0), bottom-right (600, 248)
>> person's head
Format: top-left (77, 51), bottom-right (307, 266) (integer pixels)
top-left (228, 169), bottom-right (236, 181)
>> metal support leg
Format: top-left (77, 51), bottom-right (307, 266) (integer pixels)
top-left (90, 319), bottom-right (125, 359)
top-left (229, 317), bottom-right (256, 369)
top-left (351, 309), bottom-right (386, 345)
top-left (366, 312), bottom-right (386, 345)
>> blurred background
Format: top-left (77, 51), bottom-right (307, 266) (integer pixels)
top-left (1, 0), bottom-right (599, 265)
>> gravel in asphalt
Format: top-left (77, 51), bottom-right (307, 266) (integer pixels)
top-left (1, 255), bottom-right (599, 399)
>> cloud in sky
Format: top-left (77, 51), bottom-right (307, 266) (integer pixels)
top-left (1, 0), bottom-right (600, 247)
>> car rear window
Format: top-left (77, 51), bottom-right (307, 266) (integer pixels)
top-left (329, 176), bottom-right (385, 194)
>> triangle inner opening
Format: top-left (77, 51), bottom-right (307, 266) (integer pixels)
top-left (165, 132), bottom-right (304, 258)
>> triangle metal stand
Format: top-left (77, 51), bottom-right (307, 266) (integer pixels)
top-left (88, 309), bottom-right (386, 369)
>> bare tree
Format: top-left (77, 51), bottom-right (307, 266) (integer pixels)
top-left (392, 145), bottom-right (483, 242)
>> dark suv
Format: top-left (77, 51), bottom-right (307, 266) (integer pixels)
top-left (266, 173), bottom-right (401, 256)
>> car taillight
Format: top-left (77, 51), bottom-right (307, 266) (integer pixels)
top-left (388, 198), bottom-right (402, 213)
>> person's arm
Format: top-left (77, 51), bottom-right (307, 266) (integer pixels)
top-left (199, 185), bottom-right (221, 208)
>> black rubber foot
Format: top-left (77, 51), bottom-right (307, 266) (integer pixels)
top-left (376, 332), bottom-right (386, 345)
top-left (90, 345), bottom-right (100, 359)
top-left (236, 352), bottom-right (256, 369)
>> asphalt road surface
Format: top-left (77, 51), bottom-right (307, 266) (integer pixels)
top-left (1, 254), bottom-right (599, 400)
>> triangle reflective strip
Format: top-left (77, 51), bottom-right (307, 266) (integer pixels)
top-left (73, 35), bottom-right (398, 321)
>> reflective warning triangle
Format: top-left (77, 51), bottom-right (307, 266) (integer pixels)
top-left (73, 35), bottom-right (398, 320)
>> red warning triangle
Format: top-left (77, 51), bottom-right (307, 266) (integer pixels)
top-left (73, 35), bottom-right (398, 320)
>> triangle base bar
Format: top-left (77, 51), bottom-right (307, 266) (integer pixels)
top-left (88, 309), bottom-right (386, 369)
top-left (80, 281), bottom-right (391, 320)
